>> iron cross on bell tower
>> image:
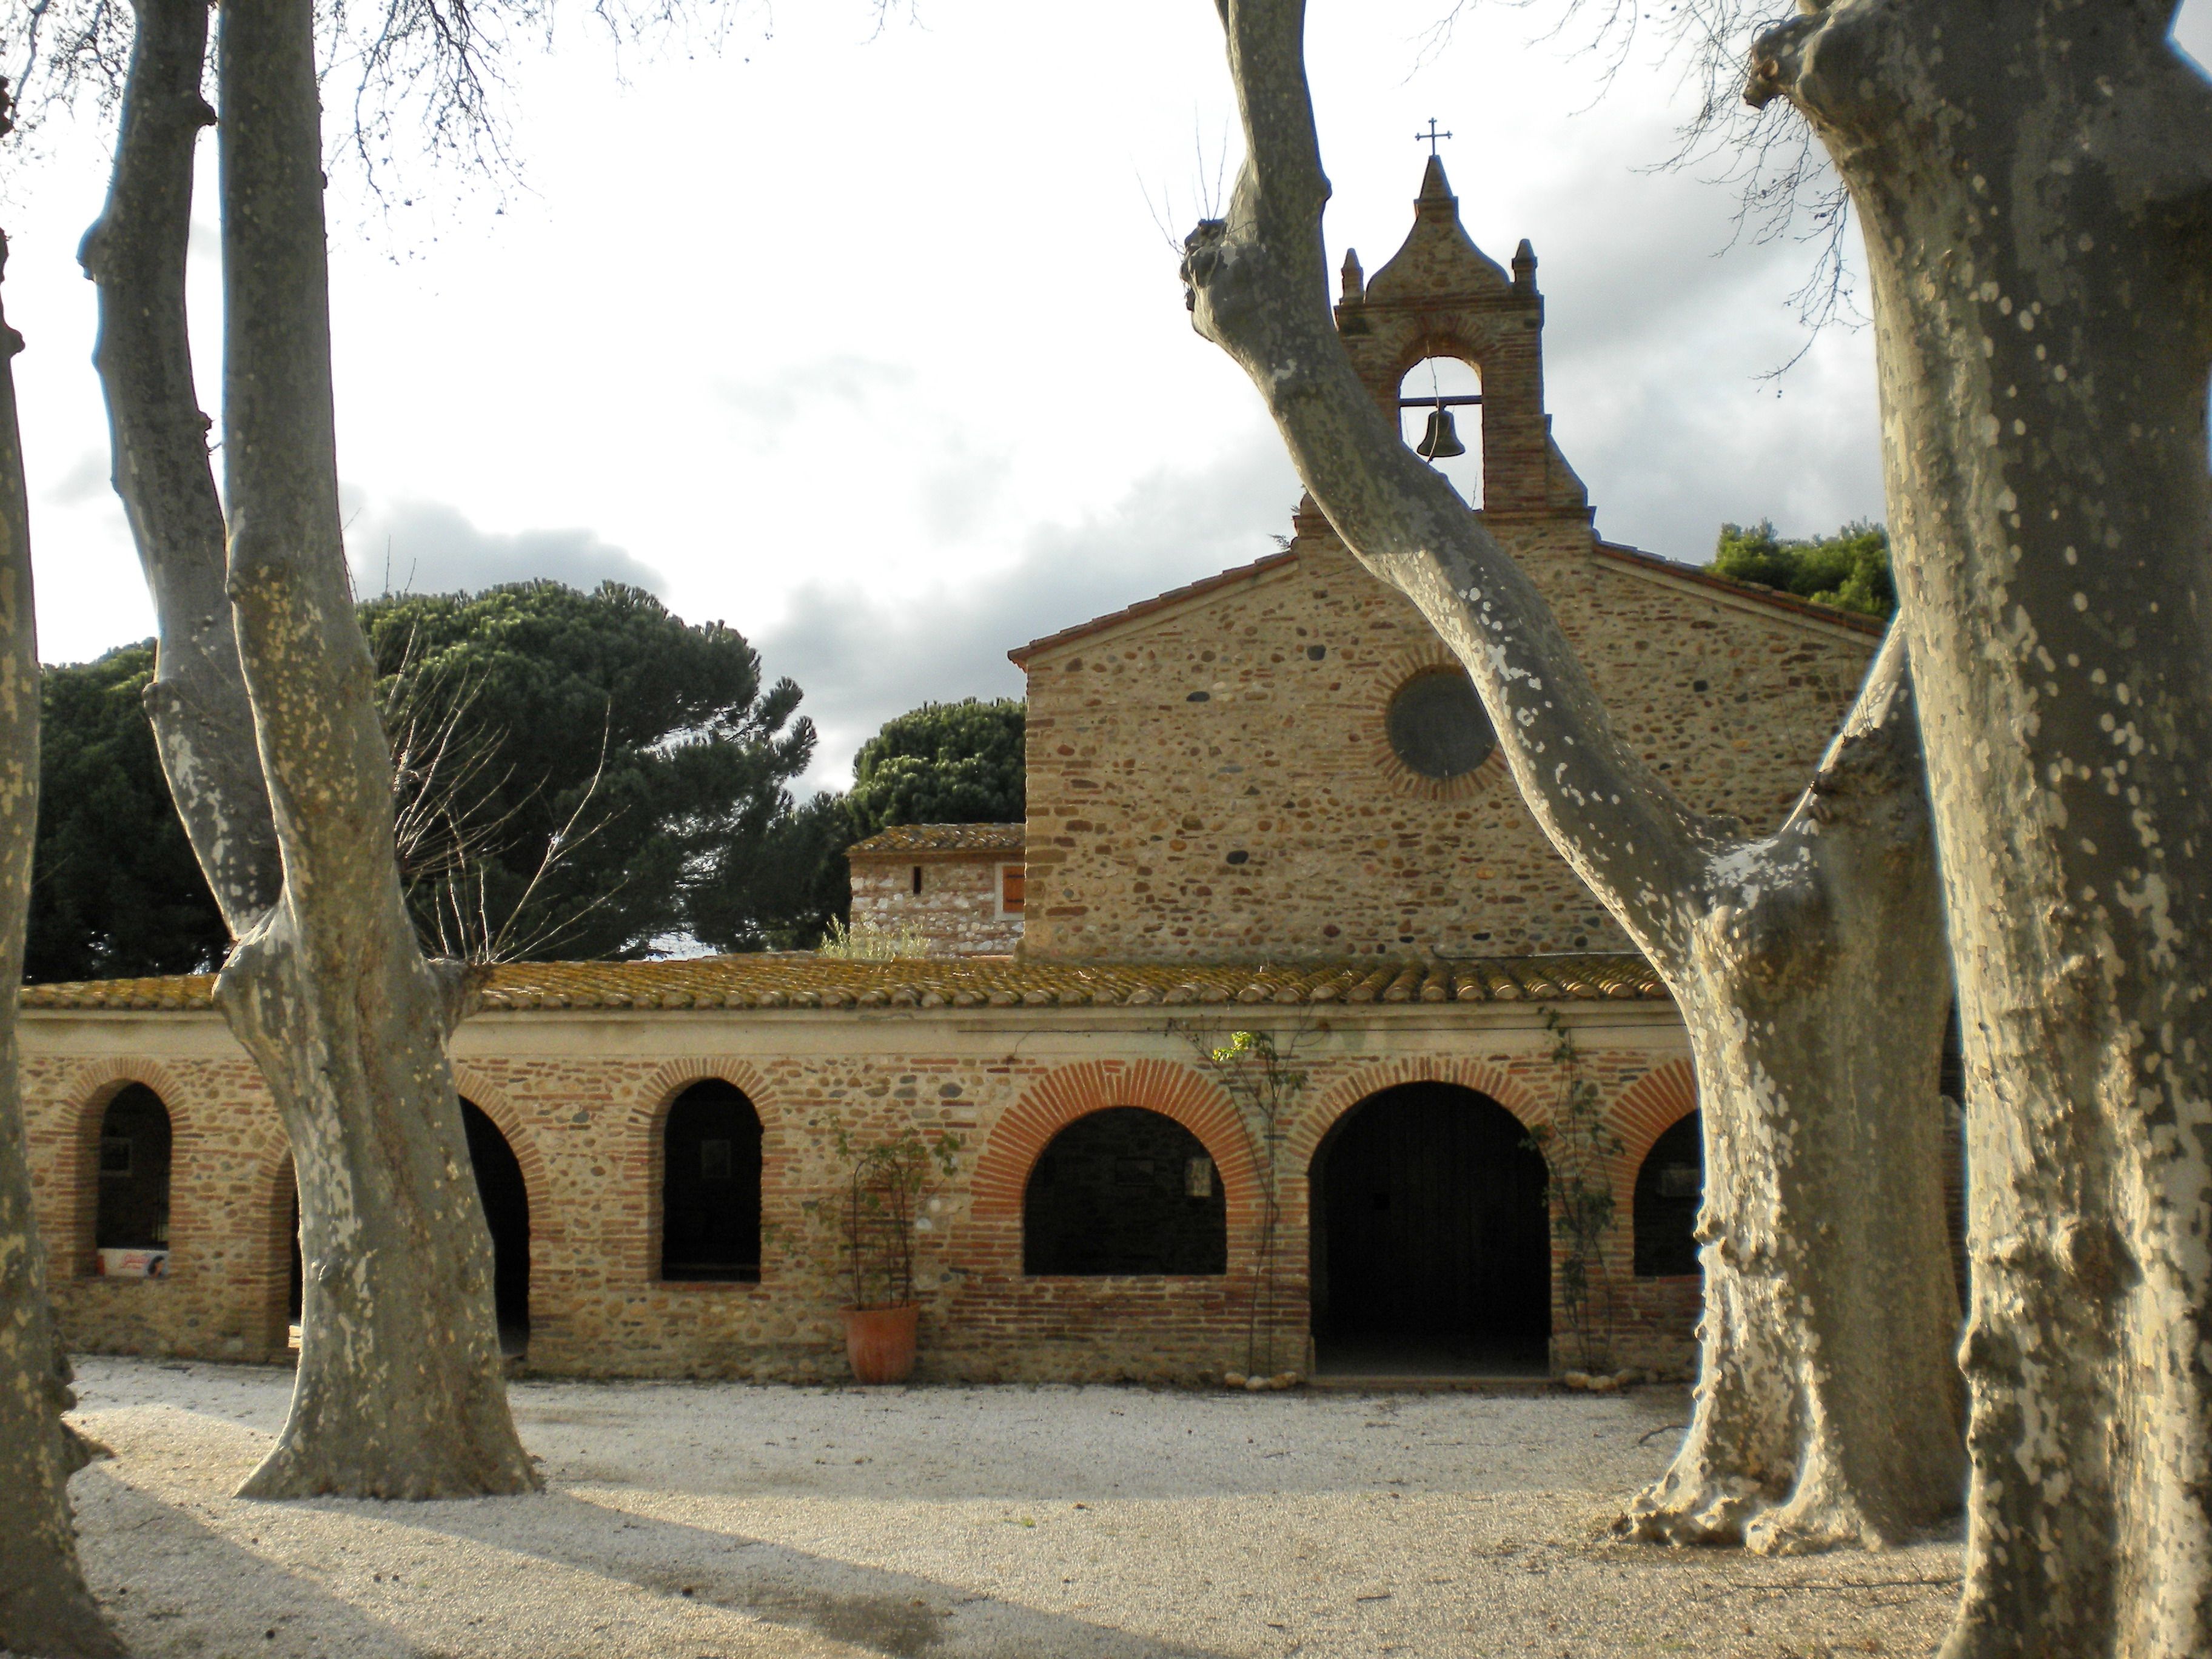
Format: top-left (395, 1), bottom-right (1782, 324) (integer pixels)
top-left (1415, 118), bottom-right (1452, 155)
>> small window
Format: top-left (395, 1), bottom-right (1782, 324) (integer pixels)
top-left (95, 1085), bottom-right (172, 1253)
top-left (1633, 1113), bottom-right (1703, 1278)
top-left (1386, 669), bottom-right (1497, 780)
top-left (1024, 1107), bottom-right (1228, 1275)
top-left (662, 1081), bottom-right (764, 1282)
top-left (911, 865), bottom-right (923, 896)
top-left (1000, 862), bottom-right (1026, 914)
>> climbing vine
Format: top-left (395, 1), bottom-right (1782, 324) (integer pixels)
top-left (1179, 1021), bottom-right (1313, 1379)
top-left (1527, 1009), bottom-right (1621, 1373)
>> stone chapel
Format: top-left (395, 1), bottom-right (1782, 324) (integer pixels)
top-left (17, 161), bottom-right (1883, 1386)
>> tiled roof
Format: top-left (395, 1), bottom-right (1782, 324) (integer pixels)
top-left (845, 823), bottom-right (1025, 857)
top-left (21, 952), bottom-right (1667, 1013)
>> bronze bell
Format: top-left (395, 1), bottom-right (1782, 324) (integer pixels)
top-left (1416, 406), bottom-right (1466, 460)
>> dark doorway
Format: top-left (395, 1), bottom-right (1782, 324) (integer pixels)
top-left (1309, 1083), bottom-right (1549, 1375)
top-left (95, 1084), bottom-right (173, 1255)
top-left (1632, 1114), bottom-right (1703, 1278)
top-left (283, 1103), bottom-right (531, 1355)
top-left (661, 1080), bottom-right (764, 1281)
top-left (1024, 1107), bottom-right (1227, 1275)
top-left (461, 1100), bottom-right (531, 1350)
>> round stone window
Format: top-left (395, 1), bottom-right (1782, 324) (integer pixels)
top-left (1386, 669), bottom-right (1497, 780)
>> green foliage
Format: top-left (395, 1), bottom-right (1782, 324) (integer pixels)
top-left (749, 697), bottom-right (1027, 955)
top-left (1185, 1022), bottom-right (1313, 1377)
top-left (27, 643), bottom-right (227, 982)
top-left (361, 581), bottom-right (818, 959)
top-left (1712, 519), bottom-right (1895, 618)
top-left (814, 918), bottom-right (933, 960)
top-left (847, 698), bottom-right (1024, 837)
top-left (688, 788), bottom-right (856, 954)
top-left (1526, 1010), bottom-right (1624, 1373)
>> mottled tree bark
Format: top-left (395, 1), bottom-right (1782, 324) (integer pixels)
top-left (1746, 4), bottom-right (2212, 1651)
top-left (74, 0), bottom-right (535, 1499)
top-left (0, 192), bottom-right (128, 1654)
top-left (1183, 0), bottom-right (1960, 1550)
top-left (79, 0), bottom-right (281, 930)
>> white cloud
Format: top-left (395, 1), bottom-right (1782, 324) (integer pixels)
top-left (762, 432), bottom-right (1299, 794)
top-left (345, 498), bottom-right (666, 598)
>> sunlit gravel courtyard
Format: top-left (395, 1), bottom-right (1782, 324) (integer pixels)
top-left (50, 1356), bottom-right (1962, 1659)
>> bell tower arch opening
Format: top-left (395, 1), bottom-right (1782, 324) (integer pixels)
top-left (1399, 355), bottom-right (1482, 509)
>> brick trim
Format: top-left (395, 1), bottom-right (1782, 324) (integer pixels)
top-left (451, 1066), bottom-right (557, 1245)
top-left (254, 1145), bottom-right (298, 1357)
top-left (960, 1061), bottom-right (1259, 1276)
top-left (64, 1060), bottom-right (188, 1279)
top-left (1612, 1060), bottom-right (1700, 1179)
top-left (623, 1059), bottom-right (782, 1289)
top-left (1293, 1057), bottom-right (1549, 1170)
top-left (1609, 1059), bottom-right (1700, 1233)
top-left (1366, 646), bottom-right (1510, 803)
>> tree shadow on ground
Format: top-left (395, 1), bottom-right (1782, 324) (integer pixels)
top-left (70, 1465), bottom-right (416, 1658)
top-left (329, 1489), bottom-right (1231, 1659)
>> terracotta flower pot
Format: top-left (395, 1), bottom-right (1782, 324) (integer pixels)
top-left (842, 1304), bottom-right (919, 1384)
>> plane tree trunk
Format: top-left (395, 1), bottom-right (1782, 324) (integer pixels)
top-left (1747, 5), bottom-right (2212, 1650)
top-left (1182, 0), bottom-right (1961, 1551)
top-left (74, 0), bottom-right (535, 1500)
top-left (0, 168), bottom-right (128, 1655)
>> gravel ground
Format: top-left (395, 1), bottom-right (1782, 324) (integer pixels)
top-left (51, 1356), bottom-right (1962, 1659)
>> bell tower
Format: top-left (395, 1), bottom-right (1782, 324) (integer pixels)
top-left (1330, 156), bottom-right (1589, 525)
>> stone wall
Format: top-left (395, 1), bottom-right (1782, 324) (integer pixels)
top-left (848, 851), bottom-right (1022, 957)
top-left (20, 1000), bottom-right (1702, 1382)
top-left (1017, 523), bottom-right (1877, 962)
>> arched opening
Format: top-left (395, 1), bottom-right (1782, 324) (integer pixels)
top-left (1023, 1107), bottom-right (1227, 1275)
top-left (282, 1101), bottom-right (532, 1355)
top-left (661, 1079), bottom-right (764, 1282)
top-left (1309, 1082), bottom-right (1547, 1375)
top-left (95, 1084), bottom-right (172, 1272)
top-left (461, 1100), bottom-right (531, 1350)
top-left (1398, 355), bottom-right (1483, 509)
top-left (1632, 1113), bottom-right (1703, 1278)
top-left (1940, 1001), bottom-right (1968, 1304)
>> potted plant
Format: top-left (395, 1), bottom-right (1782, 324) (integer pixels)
top-left (819, 1127), bottom-right (962, 1384)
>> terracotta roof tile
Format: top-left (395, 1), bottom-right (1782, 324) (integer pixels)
top-left (845, 823), bottom-right (1024, 857)
top-left (20, 953), bottom-right (1668, 1014)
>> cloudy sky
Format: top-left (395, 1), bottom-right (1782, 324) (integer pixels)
top-left (9, 2), bottom-right (2210, 794)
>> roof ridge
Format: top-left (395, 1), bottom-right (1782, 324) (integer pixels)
top-left (21, 951), bottom-right (1670, 1013)
top-left (1592, 540), bottom-right (1886, 637)
top-left (1008, 548), bottom-right (1299, 664)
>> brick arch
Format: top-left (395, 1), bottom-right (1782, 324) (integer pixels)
top-left (240, 1138), bottom-right (302, 1356)
top-left (1380, 318), bottom-right (1504, 389)
top-left (973, 1061), bottom-right (1255, 1221)
top-left (623, 1057), bottom-right (782, 1141)
top-left (1292, 1057), bottom-right (1549, 1171)
top-left (449, 1067), bottom-right (556, 1245)
top-left (960, 1062), bottom-right (1261, 1281)
top-left (1612, 1060), bottom-right (1700, 1183)
top-left (623, 1059), bottom-right (782, 1287)
top-left (62, 1059), bottom-right (192, 1278)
